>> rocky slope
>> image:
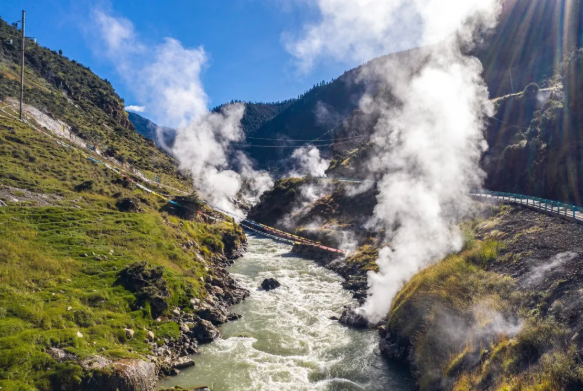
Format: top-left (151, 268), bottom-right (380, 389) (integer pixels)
top-left (382, 202), bottom-right (583, 390)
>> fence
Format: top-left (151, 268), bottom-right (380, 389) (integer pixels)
top-left (471, 190), bottom-right (583, 223)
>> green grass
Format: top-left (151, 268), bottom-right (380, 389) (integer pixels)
top-left (388, 216), bottom-right (583, 391)
top-left (0, 17), bottom-right (191, 192)
top-left (0, 116), bottom-right (244, 390)
top-left (388, 240), bottom-right (519, 390)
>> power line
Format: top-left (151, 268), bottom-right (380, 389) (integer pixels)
top-left (233, 143), bottom-right (336, 148)
top-left (245, 135), bottom-right (364, 142)
top-left (233, 139), bottom-right (364, 149)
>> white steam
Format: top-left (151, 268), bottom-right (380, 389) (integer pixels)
top-left (289, 146), bottom-right (330, 177)
top-left (287, 0), bottom-right (502, 323)
top-left (90, 9), bottom-right (271, 213)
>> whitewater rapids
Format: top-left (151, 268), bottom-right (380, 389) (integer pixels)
top-left (158, 233), bottom-right (413, 391)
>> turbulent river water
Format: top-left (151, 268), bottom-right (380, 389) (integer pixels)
top-left (159, 233), bottom-right (414, 391)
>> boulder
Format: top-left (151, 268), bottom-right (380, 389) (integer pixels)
top-left (83, 359), bottom-right (157, 391)
top-left (339, 309), bottom-right (369, 329)
top-left (172, 357), bottom-right (195, 370)
top-left (261, 278), bottom-right (281, 291)
top-left (116, 197), bottom-right (141, 213)
top-left (197, 304), bottom-right (229, 325)
top-left (147, 330), bottom-right (155, 342)
top-left (47, 347), bottom-right (77, 363)
top-left (190, 319), bottom-right (220, 344)
top-left (125, 329), bottom-right (135, 340)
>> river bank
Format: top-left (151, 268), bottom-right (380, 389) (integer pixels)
top-left (381, 204), bottom-right (583, 390)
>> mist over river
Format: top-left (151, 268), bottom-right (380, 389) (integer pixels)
top-left (159, 233), bottom-right (413, 391)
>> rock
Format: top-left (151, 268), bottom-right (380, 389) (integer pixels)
top-left (190, 319), bottom-right (220, 344)
top-left (342, 278), bottom-right (368, 291)
top-left (47, 347), bottom-right (77, 363)
top-left (67, 306), bottom-right (73, 311)
top-left (329, 316), bottom-right (339, 321)
top-left (76, 331), bottom-right (84, 338)
top-left (80, 355), bottom-right (113, 370)
top-left (261, 278), bottom-right (281, 291)
top-left (377, 325), bottom-right (387, 339)
top-left (172, 308), bottom-right (181, 317)
top-left (116, 197), bottom-right (141, 213)
top-left (197, 304), bottom-right (229, 325)
top-left (0, 200), bottom-right (7, 207)
top-left (227, 312), bottom-right (242, 321)
top-left (172, 357), bottom-right (195, 369)
top-left (86, 359), bottom-right (157, 391)
top-left (339, 309), bottom-right (369, 329)
top-left (125, 329), bottom-right (135, 339)
top-left (146, 330), bottom-right (155, 342)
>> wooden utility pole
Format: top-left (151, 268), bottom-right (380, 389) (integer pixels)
top-left (19, 10), bottom-right (25, 121)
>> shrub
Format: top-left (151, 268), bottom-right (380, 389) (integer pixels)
top-left (74, 180), bottom-right (94, 192)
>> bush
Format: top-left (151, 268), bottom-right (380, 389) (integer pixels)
top-left (74, 180), bottom-right (94, 192)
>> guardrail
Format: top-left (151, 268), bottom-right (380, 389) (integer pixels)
top-left (471, 190), bottom-right (583, 222)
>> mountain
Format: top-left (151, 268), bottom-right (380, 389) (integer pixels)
top-left (212, 100), bottom-right (296, 136)
top-left (0, 17), bottom-right (183, 185)
top-left (127, 111), bottom-right (176, 149)
top-left (230, 0), bottom-right (583, 171)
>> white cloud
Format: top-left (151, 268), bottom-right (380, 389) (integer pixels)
top-left (125, 105), bottom-right (146, 113)
top-left (89, 9), bottom-right (272, 214)
top-left (92, 10), bottom-right (208, 128)
top-left (284, 0), bottom-right (500, 73)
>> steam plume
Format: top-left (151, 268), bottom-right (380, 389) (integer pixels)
top-left (289, 146), bottom-right (330, 177)
top-left (286, 0), bottom-right (502, 322)
top-left (90, 9), bottom-right (271, 213)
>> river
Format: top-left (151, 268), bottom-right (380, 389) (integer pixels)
top-left (158, 233), bottom-right (414, 391)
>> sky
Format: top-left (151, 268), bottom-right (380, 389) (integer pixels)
top-left (1, 0), bottom-right (384, 122)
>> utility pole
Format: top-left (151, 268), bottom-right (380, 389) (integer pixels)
top-left (19, 10), bottom-right (25, 121)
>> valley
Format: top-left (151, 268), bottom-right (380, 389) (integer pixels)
top-left (2, 0), bottom-right (583, 390)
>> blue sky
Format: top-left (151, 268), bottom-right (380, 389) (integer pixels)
top-left (1, 0), bottom-right (369, 116)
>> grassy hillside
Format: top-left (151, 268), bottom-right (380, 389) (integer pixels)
top-left (0, 114), bottom-right (246, 390)
top-left (0, 17), bottom-right (186, 190)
